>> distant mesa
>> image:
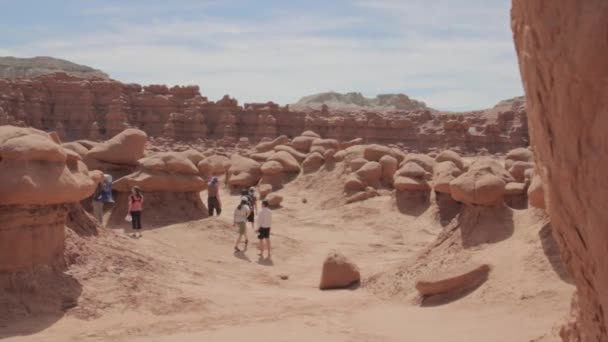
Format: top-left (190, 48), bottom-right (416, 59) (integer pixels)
top-left (0, 56), bottom-right (109, 80)
top-left (291, 91), bottom-right (431, 112)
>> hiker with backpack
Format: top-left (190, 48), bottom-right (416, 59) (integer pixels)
top-left (207, 177), bottom-right (222, 216)
top-left (233, 196), bottom-right (251, 252)
top-left (128, 186), bottom-right (144, 238)
top-left (92, 174), bottom-right (114, 226)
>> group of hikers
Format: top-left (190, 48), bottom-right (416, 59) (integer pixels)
top-left (92, 175), bottom-right (273, 258)
top-left (207, 177), bottom-right (273, 259)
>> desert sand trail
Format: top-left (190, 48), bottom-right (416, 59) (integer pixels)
top-left (2, 170), bottom-right (573, 342)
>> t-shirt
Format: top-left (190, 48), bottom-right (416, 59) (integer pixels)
top-left (208, 183), bottom-right (219, 197)
top-left (129, 195), bottom-right (144, 212)
top-left (257, 207), bottom-right (272, 228)
top-left (233, 204), bottom-right (251, 223)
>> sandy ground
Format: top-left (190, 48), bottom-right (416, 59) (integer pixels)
top-left (1, 172), bottom-right (574, 342)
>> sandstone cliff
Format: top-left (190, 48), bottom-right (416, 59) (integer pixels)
top-left (513, 1), bottom-right (608, 341)
top-left (0, 56), bottom-right (109, 80)
top-left (0, 73), bottom-right (528, 153)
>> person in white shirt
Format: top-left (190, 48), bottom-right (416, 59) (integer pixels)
top-left (233, 196), bottom-right (251, 252)
top-left (256, 200), bottom-right (272, 259)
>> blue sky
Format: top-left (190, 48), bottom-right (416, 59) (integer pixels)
top-left (0, 0), bottom-right (522, 111)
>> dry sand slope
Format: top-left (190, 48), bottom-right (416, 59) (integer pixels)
top-left (2, 169), bottom-right (573, 342)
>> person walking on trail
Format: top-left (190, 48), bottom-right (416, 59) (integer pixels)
top-left (128, 186), bottom-right (144, 238)
top-left (92, 173), bottom-right (114, 226)
top-left (256, 200), bottom-right (272, 259)
top-left (233, 196), bottom-right (251, 252)
top-left (207, 177), bottom-right (221, 216)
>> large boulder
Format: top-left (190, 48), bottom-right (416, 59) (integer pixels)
top-left (85, 128), bottom-right (147, 165)
top-left (302, 152), bottom-right (325, 174)
top-left (268, 151), bottom-right (301, 173)
top-left (346, 187), bottom-right (379, 204)
top-left (0, 126), bottom-right (102, 205)
top-left (261, 160), bottom-right (285, 175)
top-left (355, 161), bottom-right (382, 186)
top-left (62, 141), bottom-right (89, 157)
top-left (311, 138), bottom-right (339, 151)
top-left (349, 158), bottom-right (368, 172)
top-left (274, 145), bottom-right (307, 162)
top-left (450, 171), bottom-right (506, 207)
top-left (363, 144), bottom-right (405, 163)
top-left (266, 193), bottom-right (283, 208)
top-left (508, 161), bottom-right (534, 183)
top-left (226, 154), bottom-right (262, 188)
top-left (468, 159), bottom-right (515, 184)
top-left (344, 175), bottom-right (366, 192)
top-left (250, 150), bottom-right (275, 162)
top-left (139, 152), bottom-right (199, 175)
top-left (394, 162), bottom-right (430, 192)
top-left (319, 251), bottom-right (360, 290)
top-left (301, 130), bottom-right (320, 138)
top-left (181, 149), bottom-right (206, 165)
top-left (291, 136), bottom-right (316, 153)
top-left (416, 263), bottom-right (491, 297)
top-left (435, 150), bottom-right (464, 170)
top-left (433, 161), bottom-right (463, 194)
top-left (197, 155), bottom-right (231, 176)
top-left (506, 147), bottom-right (533, 163)
top-left (403, 153), bottom-right (436, 173)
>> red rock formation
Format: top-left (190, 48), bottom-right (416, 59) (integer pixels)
top-left (512, 1), bottom-right (608, 341)
top-left (0, 73), bottom-right (528, 153)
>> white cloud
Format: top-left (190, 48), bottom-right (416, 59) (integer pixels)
top-left (3, 1), bottom-right (523, 111)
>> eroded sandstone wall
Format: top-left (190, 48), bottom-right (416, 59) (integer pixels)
top-left (0, 73), bottom-right (528, 153)
top-left (512, 1), bottom-right (608, 340)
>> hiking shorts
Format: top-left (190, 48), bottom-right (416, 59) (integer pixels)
top-left (257, 227), bottom-right (271, 240)
top-left (237, 222), bottom-right (246, 235)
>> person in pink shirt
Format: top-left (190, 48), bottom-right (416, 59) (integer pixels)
top-left (128, 186), bottom-right (144, 237)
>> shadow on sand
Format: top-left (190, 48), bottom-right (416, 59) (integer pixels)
top-left (539, 223), bottom-right (574, 284)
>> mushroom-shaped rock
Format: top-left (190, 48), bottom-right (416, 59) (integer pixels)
top-left (364, 144), bottom-right (405, 163)
top-left (379, 155), bottom-right (398, 185)
top-left (349, 158), bottom-right (368, 172)
top-left (402, 153), bottom-right (436, 173)
top-left (396, 162), bottom-right (427, 179)
top-left (255, 135), bottom-right (289, 153)
top-left (302, 152), bottom-right (325, 174)
top-left (227, 155), bottom-right (262, 188)
top-left (291, 136), bottom-right (316, 153)
top-left (468, 159), bottom-right (515, 184)
top-left (301, 130), bottom-right (321, 138)
top-left (433, 161), bottom-right (463, 194)
top-left (274, 145), bottom-right (307, 162)
top-left (266, 193), bottom-right (283, 208)
top-left (85, 128), bottom-right (148, 165)
top-left (268, 151), bottom-right (301, 173)
top-left (415, 263), bottom-right (491, 297)
top-left (435, 150), bottom-right (464, 170)
top-left (311, 138), bottom-right (339, 151)
top-left (198, 155), bottom-right (231, 176)
top-left (0, 126), bottom-right (102, 205)
top-left (355, 161), bottom-right (382, 186)
top-left (508, 161), bottom-right (534, 183)
top-left (113, 170), bottom-right (206, 193)
top-left (527, 174), bottom-right (545, 209)
top-left (344, 175), bottom-right (366, 192)
top-left (139, 152), bottom-right (199, 175)
top-left (450, 171), bottom-right (506, 207)
top-left (261, 160), bottom-right (284, 175)
top-left (319, 251), bottom-right (360, 290)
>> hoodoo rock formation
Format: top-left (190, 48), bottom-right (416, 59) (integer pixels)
top-left (513, 1), bottom-right (608, 340)
top-left (0, 73), bottom-right (528, 153)
top-left (0, 126), bottom-right (102, 273)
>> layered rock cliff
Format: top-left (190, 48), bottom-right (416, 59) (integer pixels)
top-left (0, 73), bottom-right (528, 153)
